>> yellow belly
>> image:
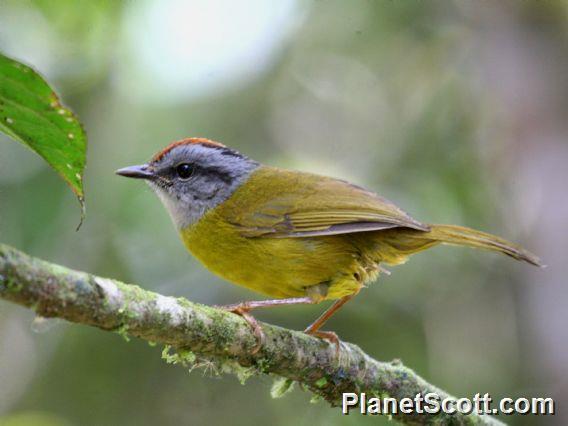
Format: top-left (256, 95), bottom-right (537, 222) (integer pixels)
top-left (180, 209), bottom-right (377, 300)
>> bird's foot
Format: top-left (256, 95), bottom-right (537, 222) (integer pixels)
top-left (214, 303), bottom-right (264, 354)
top-left (304, 328), bottom-right (342, 354)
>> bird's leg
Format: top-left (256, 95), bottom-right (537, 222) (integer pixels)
top-left (216, 297), bottom-right (316, 312)
top-left (304, 294), bottom-right (356, 352)
top-left (215, 297), bottom-right (317, 354)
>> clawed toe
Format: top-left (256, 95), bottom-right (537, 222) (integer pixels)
top-left (304, 329), bottom-right (342, 354)
top-left (215, 303), bottom-right (264, 354)
top-left (239, 310), bottom-right (265, 354)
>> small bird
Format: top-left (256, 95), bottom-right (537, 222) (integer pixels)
top-left (117, 137), bottom-right (541, 349)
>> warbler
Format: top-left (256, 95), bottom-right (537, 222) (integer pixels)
top-left (117, 138), bottom-right (541, 346)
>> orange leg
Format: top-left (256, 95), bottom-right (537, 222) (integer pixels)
top-left (304, 294), bottom-right (355, 350)
top-left (215, 297), bottom-right (316, 354)
top-left (216, 297), bottom-right (315, 312)
top-left (216, 294), bottom-right (356, 354)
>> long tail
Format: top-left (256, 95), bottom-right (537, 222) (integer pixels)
top-left (379, 224), bottom-right (543, 267)
top-left (424, 224), bottom-right (542, 266)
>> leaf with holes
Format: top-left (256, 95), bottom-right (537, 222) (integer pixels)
top-left (0, 53), bottom-right (87, 221)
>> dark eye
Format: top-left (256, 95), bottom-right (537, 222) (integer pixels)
top-left (175, 163), bottom-right (193, 179)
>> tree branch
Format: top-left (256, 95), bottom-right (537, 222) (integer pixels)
top-left (0, 243), bottom-right (503, 425)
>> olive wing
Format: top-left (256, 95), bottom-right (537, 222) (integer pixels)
top-left (223, 167), bottom-right (429, 238)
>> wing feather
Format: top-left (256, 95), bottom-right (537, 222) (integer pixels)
top-left (220, 167), bottom-right (429, 238)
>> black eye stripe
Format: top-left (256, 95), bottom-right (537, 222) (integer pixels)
top-left (175, 163), bottom-right (193, 179)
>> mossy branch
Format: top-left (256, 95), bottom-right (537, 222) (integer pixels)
top-left (0, 243), bottom-right (503, 425)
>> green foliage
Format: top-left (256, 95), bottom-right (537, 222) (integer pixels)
top-left (0, 53), bottom-right (86, 216)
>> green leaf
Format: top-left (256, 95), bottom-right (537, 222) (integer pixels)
top-left (0, 52), bottom-right (86, 221)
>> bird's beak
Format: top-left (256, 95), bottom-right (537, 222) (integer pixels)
top-left (115, 164), bottom-right (155, 180)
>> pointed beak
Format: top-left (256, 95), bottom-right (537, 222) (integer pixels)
top-left (115, 164), bottom-right (155, 180)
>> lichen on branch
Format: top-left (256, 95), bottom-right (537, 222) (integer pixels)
top-left (0, 243), bottom-right (503, 425)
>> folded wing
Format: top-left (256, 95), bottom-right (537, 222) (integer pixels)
top-left (223, 167), bottom-right (429, 238)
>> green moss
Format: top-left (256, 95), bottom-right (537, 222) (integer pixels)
top-left (0, 274), bottom-right (23, 293)
top-left (271, 377), bottom-right (295, 398)
top-left (115, 297), bottom-right (142, 327)
top-left (370, 389), bottom-right (391, 400)
top-left (255, 358), bottom-right (270, 373)
top-left (310, 394), bottom-right (325, 404)
top-left (161, 345), bottom-right (197, 366)
top-left (161, 345), bottom-right (174, 363)
top-left (315, 377), bottom-right (328, 388)
top-left (161, 345), bottom-right (260, 385)
top-left (115, 324), bottom-right (130, 342)
top-left (124, 283), bottom-right (157, 303)
top-left (390, 358), bottom-right (402, 366)
top-left (175, 297), bottom-right (193, 309)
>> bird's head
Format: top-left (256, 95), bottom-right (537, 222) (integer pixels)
top-left (116, 138), bottom-right (259, 229)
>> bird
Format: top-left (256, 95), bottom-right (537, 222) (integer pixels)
top-left (116, 137), bottom-right (542, 350)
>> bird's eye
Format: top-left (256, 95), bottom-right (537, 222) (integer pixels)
top-left (175, 163), bottom-right (193, 179)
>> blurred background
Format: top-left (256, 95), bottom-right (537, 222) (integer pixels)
top-left (0, 0), bottom-right (566, 425)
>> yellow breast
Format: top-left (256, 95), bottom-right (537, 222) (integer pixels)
top-left (180, 208), bottom-right (370, 300)
top-left (177, 166), bottom-right (396, 300)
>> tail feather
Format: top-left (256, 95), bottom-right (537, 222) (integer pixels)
top-left (425, 224), bottom-right (543, 267)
